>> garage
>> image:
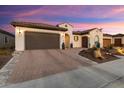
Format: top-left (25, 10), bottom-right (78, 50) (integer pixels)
top-left (25, 31), bottom-right (60, 50)
top-left (114, 38), bottom-right (122, 47)
top-left (103, 39), bottom-right (111, 48)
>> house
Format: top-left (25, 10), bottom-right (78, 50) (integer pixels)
top-left (103, 33), bottom-right (113, 48)
top-left (113, 34), bottom-right (124, 47)
top-left (11, 21), bottom-right (104, 51)
top-left (0, 28), bottom-right (15, 49)
top-left (11, 21), bottom-right (69, 51)
top-left (103, 33), bottom-right (124, 47)
top-left (73, 28), bottom-right (103, 48)
top-left (11, 21), bottom-right (123, 51)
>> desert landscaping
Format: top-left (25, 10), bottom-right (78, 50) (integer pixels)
top-left (0, 49), bottom-right (13, 69)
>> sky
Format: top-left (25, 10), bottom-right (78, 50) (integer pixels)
top-left (0, 5), bottom-right (124, 34)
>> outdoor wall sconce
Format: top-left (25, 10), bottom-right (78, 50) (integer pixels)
top-left (18, 28), bottom-right (22, 35)
top-left (19, 31), bottom-right (21, 34)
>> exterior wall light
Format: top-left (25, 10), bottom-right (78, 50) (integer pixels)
top-left (18, 28), bottom-right (22, 35)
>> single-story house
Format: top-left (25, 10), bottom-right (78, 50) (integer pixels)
top-left (103, 33), bottom-right (113, 48)
top-left (11, 21), bottom-right (124, 51)
top-left (11, 21), bottom-right (104, 51)
top-left (0, 28), bottom-right (15, 49)
top-left (103, 33), bottom-right (124, 47)
top-left (113, 34), bottom-right (124, 47)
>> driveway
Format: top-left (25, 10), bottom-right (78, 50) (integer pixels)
top-left (3, 49), bottom-right (124, 88)
top-left (7, 48), bottom-right (95, 84)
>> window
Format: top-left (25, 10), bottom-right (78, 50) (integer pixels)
top-left (94, 35), bottom-right (99, 42)
top-left (74, 36), bottom-right (79, 41)
top-left (4, 36), bottom-right (8, 44)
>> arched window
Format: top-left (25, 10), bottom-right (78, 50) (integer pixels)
top-left (94, 35), bottom-right (99, 42)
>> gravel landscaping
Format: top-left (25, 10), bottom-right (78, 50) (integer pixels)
top-left (79, 48), bottom-right (119, 63)
top-left (0, 49), bottom-right (13, 69)
top-left (0, 55), bottom-right (12, 69)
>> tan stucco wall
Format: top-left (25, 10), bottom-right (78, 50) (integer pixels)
top-left (122, 37), bottom-right (124, 44)
top-left (58, 23), bottom-right (73, 46)
top-left (89, 29), bottom-right (103, 48)
top-left (73, 29), bottom-right (103, 48)
top-left (73, 35), bottom-right (82, 48)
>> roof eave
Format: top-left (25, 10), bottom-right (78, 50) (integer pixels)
top-left (11, 22), bottom-right (68, 32)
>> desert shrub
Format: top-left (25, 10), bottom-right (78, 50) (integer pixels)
top-left (62, 42), bottom-right (65, 50)
top-left (109, 44), bottom-right (114, 49)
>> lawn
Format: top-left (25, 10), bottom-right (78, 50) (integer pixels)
top-left (0, 49), bottom-right (13, 69)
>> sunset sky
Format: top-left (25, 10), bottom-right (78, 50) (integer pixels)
top-left (0, 5), bottom-right (124, 34)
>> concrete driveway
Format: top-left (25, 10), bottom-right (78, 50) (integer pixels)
top-left (7, 49), bottom-right (96, 84)
top-left (2, 49), bottom-right (124, 88)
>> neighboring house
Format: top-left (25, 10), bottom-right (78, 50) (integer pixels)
top-left (103, 34), bottom-right (113, 48)
top-left (0, 29), bottom-right (15, 49)
top-left (113, 34), bottom-right (124, 47)
top-left (103, 33), bottom-right (124, 47)
top-left (11, 21), bottom-right (124, 51)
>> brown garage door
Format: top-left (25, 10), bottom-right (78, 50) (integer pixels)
top-left (103, 39), bottom-right (111, 48)
top-left (114, 39), bottom-right (122, 47)
top-left (82, 36), bottom-right (88, 48)
top-left (25, 32), bottom-right (60, 50)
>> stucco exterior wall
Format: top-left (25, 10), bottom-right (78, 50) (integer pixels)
top-left (89, 29), bottom-right (103, 48)
top-left (73, 29), bottom-right (103, 48)
top-left (73, 35), bottom-right (82, 48)
top-left (122, 37), bottom-right (124, 45)
top-left (57, 23), bottom-right (73, 46)
top-left (15, 26), bottom-right (66, 51)
top-left (0, 32), bottom-right (14, 48)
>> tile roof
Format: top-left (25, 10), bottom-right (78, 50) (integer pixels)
top-left (103, 33), bottom-right (112, 37)
top-left (73, 28), bottom-right (97, 35)
top-left (0, 28), bottom-right (14, 37)
top-left (11, 21), bottom-right (68, 31)
top-left (113, 33), bottom-right (124, 37)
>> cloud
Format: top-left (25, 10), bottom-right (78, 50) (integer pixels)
top-left (15, 8), bottom-right (47, 17)
top-left (101, 6), bottom-right (124, 18)
top-left (2, 5), bottom-right (123, 20)
top-left (72, 21), bottom-right (124, 34)
top-left (1, 5), bottom-right (124, 35)
top-left (0, 11), bottom-right (14, 17)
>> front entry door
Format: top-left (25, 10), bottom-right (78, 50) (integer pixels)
top-left (82, 36), bottom-right (88, 48)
